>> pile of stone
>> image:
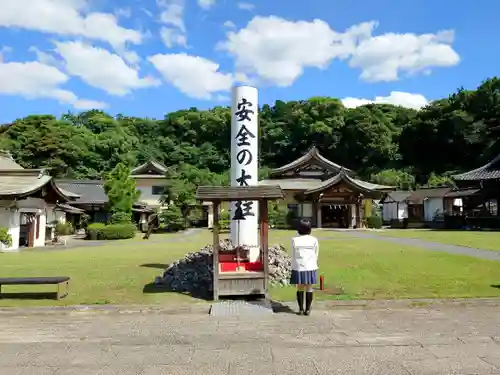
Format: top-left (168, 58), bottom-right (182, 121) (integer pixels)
top-left (158, 240), bottom-right (292, 298)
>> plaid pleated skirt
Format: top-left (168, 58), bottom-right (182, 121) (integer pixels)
top-left (290, 269), bottom-right (318, 285)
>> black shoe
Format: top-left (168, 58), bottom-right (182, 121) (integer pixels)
top-left (296, 291), bottom-right (304, 315)
top-left (304, 292), bottom-right (313, 316)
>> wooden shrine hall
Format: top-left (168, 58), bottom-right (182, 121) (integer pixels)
top-left (259, 147), bottom-right (393, 228)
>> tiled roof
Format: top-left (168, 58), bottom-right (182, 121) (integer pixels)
top-left (0, 169), bottom-right (72, 200)
top-left (55, 180), bottom-right (108, 204)
top-left (303, 170), bottom-right (393, 195)
top-left (196, 185), bottom-right (284, 201)
top-left (381, 191), bottom-right (412, 204)
top-left (270, 147), bottom-right (352, 176)
top-left (406, 187), bottom-right (452, 204)
top-left (56, 180), bottom-right (155, 211)
top-left (453, 155), bottom-right (500, 181)
top-left (0, 151), bottom-right (24, 170)
top-left (130, 159), bottom-right (167, 176)
top-left (259, 178), bottom-right (321, 190)
top-left (444, 188), bottom-right (481, 198)
top-left (56, 203), bottom-right (85, 214)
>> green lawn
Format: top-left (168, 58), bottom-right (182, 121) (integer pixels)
top-left (375, 229), bottom-right (500, 252)
top-left (1, 230), bottom-right (499, 307)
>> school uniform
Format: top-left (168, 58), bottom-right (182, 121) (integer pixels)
top-left (290, 234), bottom-right (319, 315)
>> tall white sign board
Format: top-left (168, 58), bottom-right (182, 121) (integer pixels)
top-left (230, 86), bottom-right (259, 261)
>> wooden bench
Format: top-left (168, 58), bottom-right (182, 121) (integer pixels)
top-left (0, 277), bottom-right (70, 300)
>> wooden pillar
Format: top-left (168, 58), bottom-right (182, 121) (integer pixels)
top-left (212, 200), bottom-right (220, 301)
top-left (27, 216), bottom-right (34, 248)
top-left (316, 202), bottom-right (322, 229)
top-left (259, 199), bottom-right (269, 299)
top-left (355, 202), bottom-right (361, 228)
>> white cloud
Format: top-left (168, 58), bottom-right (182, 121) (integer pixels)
top-left (342, 91), bottom-right (429, 109)
top-left (0, 46), bottom-right (12, 63)
top-left (238, 2), bottom-right (255, 10)
top-left (149, 53), bottom-right (233, 99)
top-left (223, 21), bottom-right (236, 29)
top-left (157, 0), bottom-right (187, 48)
top-left (218, 16), bottom-right (368, 86)
top-left (158, 0), bottom-right (185, 31)
top-left (218, 16), bottom-right (459, 86)
top-left (0, 0), bottom-right (143, 50)
top-left (160, 27), bottom-right (187, 48)
top-left (54, 41), bottom-right (160, 96)
top-left (349, 29), bottom-right (460, 82)
top-left (0, 60), bottom-right (106, 109)
top-left (29, 46), bottom-right (59, 66)
top-left (198, 0), bottom-right (216, 10)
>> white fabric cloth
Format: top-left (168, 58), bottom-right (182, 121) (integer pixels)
top-left (291, 234), bottom-right (319, 271)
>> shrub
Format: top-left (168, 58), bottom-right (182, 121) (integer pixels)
top-left (286, 210), bottom-right (299, 229)
top-left (0, 227), bottom-right (12, 247)
top-left (109, 211), bottom-right (132, 224)
top-left (269, 204), bottom-right (290, 229)
top-left (366, 215), bottom-right (383, 229)
top-left (160, 205), bottom-right (185, 232)
top-left (55, 222), bottom-right (74, 235)
top-left (218, 210), bottom-right (230, 231)
top-left (86, 223), bottom-right (136, 240)
top-left (79, 213), bottom-right (91, 229)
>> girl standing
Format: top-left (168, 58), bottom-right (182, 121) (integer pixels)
top-left (290, 219), bottom-right (319, 316)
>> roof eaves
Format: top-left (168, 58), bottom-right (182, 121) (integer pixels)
top-left (453, 154), bottom-right (500, 180)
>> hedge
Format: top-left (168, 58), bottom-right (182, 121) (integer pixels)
top-left (366, 215), bottom-right (383, 229)
top-left (109, 211), bottom-right (132, 224)
top-left (55, 222), bottom-right (74, 235)
top-left (86, 223), bottom-right (136, 240)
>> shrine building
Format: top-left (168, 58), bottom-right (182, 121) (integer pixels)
top-left (259, 147), bottom-right (393, 228)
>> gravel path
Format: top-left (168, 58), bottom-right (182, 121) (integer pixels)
top-left (325, 229), bottom-right (500, 262)
top-left (39, 228), bottom-right (206, 251)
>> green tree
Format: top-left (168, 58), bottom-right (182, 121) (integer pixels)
top-left (370, 169), bottom-right (415, 190)
top-left (103, 163), bottom-right (141, 222)
top-left (426, 172), bottom-right (456, 188)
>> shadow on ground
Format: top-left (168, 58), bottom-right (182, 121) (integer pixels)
top-left (143, 282), bottom-right (297, 313)
top-left (140, 263), bottom-right (169, 269)
top-left (142, 282), bottom-right (211, 301)
top-left (491, 284), bottom-right (500, 289)
top-left (0, 292), bottom-right (58, 300)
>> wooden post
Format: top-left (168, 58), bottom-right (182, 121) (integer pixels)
top-left (27, 215), bottom-right (35, 248)
top-left (259, 199), bottom-right (269, 299)
top-left (212, 201), bottom-right (220, 301)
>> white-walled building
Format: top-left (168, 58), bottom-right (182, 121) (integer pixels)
top-left (381, 191), bottom-right (411, 224)
top-left (0, 151), bottom-right (79, 252)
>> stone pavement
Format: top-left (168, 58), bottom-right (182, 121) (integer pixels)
top-left (326, 229), bottom-right (500, 261)
top-left (1, 303), bottom-right (500, 374)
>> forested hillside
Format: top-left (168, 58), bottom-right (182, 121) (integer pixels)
top-left (1, 77), bottom-right (499, 189)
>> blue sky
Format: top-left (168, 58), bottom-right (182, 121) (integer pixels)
top-left (0, 0), bottom-right (498, 123)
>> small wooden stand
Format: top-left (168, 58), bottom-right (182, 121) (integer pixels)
top-left (196, 186), bottom-right (284, 301)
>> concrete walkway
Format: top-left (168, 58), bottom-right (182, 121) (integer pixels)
top-left (325, 229), bottom-right (500, 261)
top-left (1, 302), bottom-right (500, 374)
top-left (42, 228), bottom-right (206, 251)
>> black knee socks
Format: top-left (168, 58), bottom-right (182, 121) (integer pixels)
top-left (296, 291), bottom-right (304, 313)
top-left (304, 292), bottom-right (313, 315)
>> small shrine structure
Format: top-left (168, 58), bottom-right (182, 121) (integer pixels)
top-left (196, 185), bottom-right (284, 301)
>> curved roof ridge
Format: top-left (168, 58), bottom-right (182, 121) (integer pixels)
top-left (131, 159), bottom-right (167, 175)
top-left (270, 146), bottom-right (351, 176)
top-left (303, 172), bottom-right (393, 195)
top-left (453, 154), bottom-right (500, 180)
